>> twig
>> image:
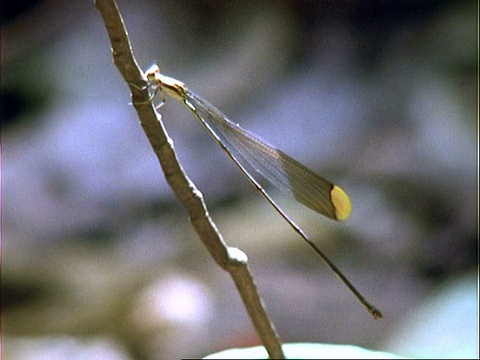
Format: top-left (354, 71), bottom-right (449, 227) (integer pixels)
top-left (94, 0), bottom-right (285, 358)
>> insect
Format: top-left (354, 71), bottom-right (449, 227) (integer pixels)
top-left (144, 64), bottom-right (382, 319)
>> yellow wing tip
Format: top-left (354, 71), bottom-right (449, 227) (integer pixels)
top-left (330, 185), bottom-right (352, 221)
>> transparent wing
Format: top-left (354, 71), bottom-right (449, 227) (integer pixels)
top-left (182, 90), bottom-right (339, 220)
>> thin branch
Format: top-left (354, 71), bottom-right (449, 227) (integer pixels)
top-left (94, 0), bottom-right (285, 358)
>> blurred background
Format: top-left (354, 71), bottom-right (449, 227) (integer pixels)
top-left (1, 0), bottom-right (477, 359)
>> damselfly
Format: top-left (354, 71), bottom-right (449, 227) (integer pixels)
top-left (144, 64), bottom-right (382, 319)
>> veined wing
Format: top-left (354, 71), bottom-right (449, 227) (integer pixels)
top-left (181, 90), bottom-right (351, 221)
